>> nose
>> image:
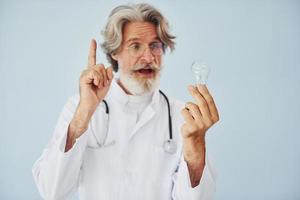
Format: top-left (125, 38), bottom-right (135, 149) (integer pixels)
top-left (140, 46), bottom-right (155, 63)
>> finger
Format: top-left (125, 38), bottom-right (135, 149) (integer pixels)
top-left (102, 67), bottom-right (112, 87)
top-left (95, 70), bottom-right (104, 88)
top-left (88, 39), bottom-right (97, 67)
top-left (100, 66), bottom-right (108, 87)
top-left (88, 69), bottom-right (103, 88)
top-left (92, 73), bottom-right (100, 87)
top-left (92, 64), bottom-right (107, 87)
top-left (185, 102), bottom-right (203, 123)
top-left (181, 108), bottom-right (195, 124)
top-left (188, 85), bottom-right (212, 123)
top-left (106, 66), bottom-right (114, 81)
top-left (85, 70), bottom-right (99, 86)
top-left (196, 84), bottom-right (220, 123)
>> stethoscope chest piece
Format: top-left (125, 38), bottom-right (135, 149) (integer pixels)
top-left (163, 139), bottom-right (177, 154)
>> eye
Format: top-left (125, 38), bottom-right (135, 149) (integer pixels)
top-left (129, 43), bottom-right (141, 51)
top-left (150, 42), bottom-right (163, 50)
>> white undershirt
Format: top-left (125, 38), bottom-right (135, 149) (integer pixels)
top-left (127, 92), bottom-right (153, 123)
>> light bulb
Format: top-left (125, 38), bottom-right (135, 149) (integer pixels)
top-left (191, 60), bottom-right (210, 85)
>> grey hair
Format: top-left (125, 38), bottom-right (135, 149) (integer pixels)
top-left (101, 3), bottom-right (176, 72)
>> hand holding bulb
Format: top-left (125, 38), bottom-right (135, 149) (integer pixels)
top-left (181, 60), bottom-right (219, 188)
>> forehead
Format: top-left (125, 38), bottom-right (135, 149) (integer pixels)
top-left (123, 22), bottom-right (158, 43)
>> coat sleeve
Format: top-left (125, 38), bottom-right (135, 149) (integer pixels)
top-left (172, 155), bottom-right (217, 200)
top-left (32, 95), bottom-right (89, 200)
top-left (171, 99), bottom-right (217, 200)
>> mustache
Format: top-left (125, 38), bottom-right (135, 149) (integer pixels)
top-left (132, 63), bottom-right (161, 71)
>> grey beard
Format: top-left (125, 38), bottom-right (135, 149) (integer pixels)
top-left (119, 69), bottom-right (161, 95)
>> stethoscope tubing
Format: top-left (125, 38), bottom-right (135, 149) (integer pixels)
top-left (94, 90), bottom-right (176, 154)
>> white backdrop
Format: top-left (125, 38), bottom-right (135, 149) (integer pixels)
top-left (1, 0), bottom-right (299, 199)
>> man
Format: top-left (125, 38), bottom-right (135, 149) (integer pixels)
top-left (32, 3), bottom-right (219, 200)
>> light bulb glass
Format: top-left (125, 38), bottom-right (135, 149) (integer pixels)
top-left (191, 60), bottom-right (210, 85)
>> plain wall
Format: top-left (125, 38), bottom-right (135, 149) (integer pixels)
top-left (0, 0), bottom-right (299, 199)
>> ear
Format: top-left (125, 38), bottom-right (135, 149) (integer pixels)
top-left (111, 52), bottom-right (118, 61)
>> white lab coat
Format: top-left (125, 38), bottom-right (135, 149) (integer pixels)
top-left (32, 79), bottom-right (216, 200)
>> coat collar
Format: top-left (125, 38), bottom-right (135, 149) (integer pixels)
top-left (105, 78), bottom-right (162, 141)
top-left (108, 78), bottom-right (160, 111)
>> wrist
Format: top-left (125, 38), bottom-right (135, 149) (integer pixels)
top-left (65, 118), bottom-right (87, 152)
top-left (69, 119), bottom-right (88, 137)
top-left (73, 103), bottom-right (95, 127)
top-left (183, 138), bottom-right (206, 188)
top-left (183, 136), bottom-right (206, 163)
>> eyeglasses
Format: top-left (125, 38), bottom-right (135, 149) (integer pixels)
top-left (126, 42), bottom-right (164, 58)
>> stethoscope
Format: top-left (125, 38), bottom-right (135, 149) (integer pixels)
top-left (97, 90), bottom-right (177, 154)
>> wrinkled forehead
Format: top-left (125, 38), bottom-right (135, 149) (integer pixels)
top-left (122, 22), bottom-right (159, 44)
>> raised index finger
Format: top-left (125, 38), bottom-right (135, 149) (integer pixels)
top-left (88, 39), bottom-right (97, 67)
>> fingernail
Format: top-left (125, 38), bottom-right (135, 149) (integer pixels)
top-left (198, 84), bottom-right (205, 88)
top-left (188, 85), bottom-right (194, 91)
